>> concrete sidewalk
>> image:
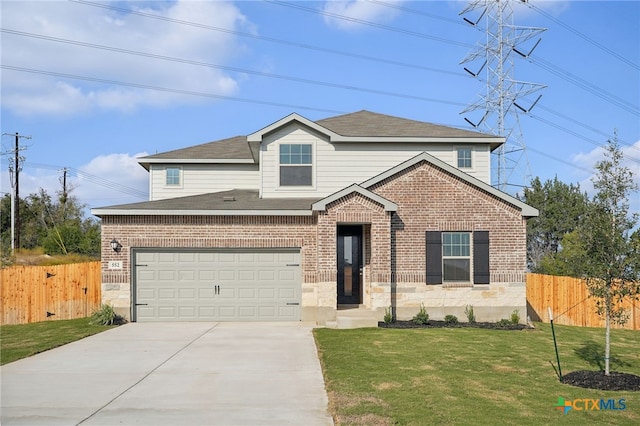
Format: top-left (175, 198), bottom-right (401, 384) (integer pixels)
top-left (1, 322), bottom-right (334, 425)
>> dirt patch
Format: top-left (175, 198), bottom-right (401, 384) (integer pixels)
top-left (562, 370), bottom-right (640, 391)
top-left (328, 391), bottom-right (389, 410)
top-left (336, 413), bottom-right (393, 426)
top-left (373, 382), bottom-right (402, 391)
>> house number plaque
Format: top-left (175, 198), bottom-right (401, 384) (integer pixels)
top-left (108, 261), bottom-right (123, 270)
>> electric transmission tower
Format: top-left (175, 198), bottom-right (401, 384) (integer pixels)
top-left (460, 0), bottom-right (546, 191)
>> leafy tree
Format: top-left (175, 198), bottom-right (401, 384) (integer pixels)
top-left (581, 136), bottom-right (640, 375)
top-left (521, 176), bottom-right (589, 272)
top-left (537, 230), bottom-right (588, 277)
top-left (21, 190), bottom-right (56, 249)
top-left (0, 188), bottom-right (100, 260)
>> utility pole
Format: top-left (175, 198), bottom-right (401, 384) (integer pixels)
top-left (60, 167), bottom-right (69, 205)
top-left (3, 132), bottom-right (30, 251)
top-left (59, 167), bottom-right (70, 221)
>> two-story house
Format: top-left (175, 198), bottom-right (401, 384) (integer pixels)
top-left (92, 110), bottom-right (538, 325)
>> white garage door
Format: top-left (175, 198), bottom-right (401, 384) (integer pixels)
top-left (134, 249), bottom-right (301, 322)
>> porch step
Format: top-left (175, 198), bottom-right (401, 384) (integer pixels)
top-left (333, 308), bottom-right (380, 329)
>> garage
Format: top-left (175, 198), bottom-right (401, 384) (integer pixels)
top-left (133, 249), bottom-right (301, 322)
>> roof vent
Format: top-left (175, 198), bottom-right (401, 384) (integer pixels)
top-left (223, 196), bottom-right (236, 202)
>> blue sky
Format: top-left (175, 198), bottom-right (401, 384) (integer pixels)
top-left (1, 0), bottom-right (639, 216)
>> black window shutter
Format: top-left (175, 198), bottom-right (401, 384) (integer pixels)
top-left (473, 231), bottom-right (490, 284)
top-left (426, 231), bottom-right (442, 284)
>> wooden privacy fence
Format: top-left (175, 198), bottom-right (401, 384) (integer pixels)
top-left (1, 261), bottom-right (101, 325)
top-left (527, 273), bottom-right (640, 331)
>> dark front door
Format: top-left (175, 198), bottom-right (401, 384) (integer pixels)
top-left (337, 225), bottom-right (363, 305)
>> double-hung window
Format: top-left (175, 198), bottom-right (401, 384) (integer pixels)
top-left (426, 231), bottom-right (489, 285)
top-left (457, 147), bottom-right (472, 169)
top-left (279, 144), bottom-right (312, 186)
top-left (442, 232), bottom-right (471, 282)
top-left (165, 167), bottom-right (181, 186)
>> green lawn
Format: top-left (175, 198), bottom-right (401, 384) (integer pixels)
top-left (314, 323), bottom-right (640, 425)
top-left (0, 318), bottom-right (117, 365)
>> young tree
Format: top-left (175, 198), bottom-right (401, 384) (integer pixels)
top-left (582, 136), bottom-right (640, 375)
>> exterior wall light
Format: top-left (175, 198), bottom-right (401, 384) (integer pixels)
top-left (110, 238), bottom-right (122, 253)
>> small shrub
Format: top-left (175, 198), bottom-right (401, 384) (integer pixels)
top-left (510, 309), bottom-right (521, 324)
top-left (412, 304), bottom-right (430, 325)
top-left (383, 306), bottom-right (394, 324)
top-left (89, 304), bottom-right (125, 326)
top-left (444, 314), bottom-right (458, 325)
top-left (496, 318), bottom-right (512, 328)
top-left (464, 305), bottom-right (476, 323)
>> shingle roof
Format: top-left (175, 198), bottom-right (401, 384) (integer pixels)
top-left (317, 110), bottom-right (493, 138)
top-left (92, 190), bottom-right (321, 216)
top-left (139, 135), bottom-right (254, 162)
top-left (138, 110), bottom-right (497, 166)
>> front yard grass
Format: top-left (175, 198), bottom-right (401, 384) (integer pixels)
top-left (0, 317), bottom-right (117, 365)
top-left (314, 323), bottom-right (640, 425)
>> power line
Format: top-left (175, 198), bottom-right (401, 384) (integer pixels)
top-left (0, 65), bottom-right (347, 115)
top-left (0, 29), bottom-right (466, 107)
top-left (361, 0), bottom-right (638, 117)
top-left (22, 161), bottom-right (148, 198)
top-left (266, 0), bottom-right (473, 48)
top-left (3, 64), bottom-right (633, 179)
top-left (2, 1), bottom-right (636, 181)
top-left (529, 55), bottom-right (639, 117)
top-left (527, 2), bottom-right (640, 71)
top-left (71, 0), bottom-right (637, 118)
top-left (528, 114), bottom-right (640, 166)
top-left (69, 0), bottom-right (465, 78)
top-left (7, 28), bottom-right (632, 157)
top-left (365, 0), bottom-right (468, 27)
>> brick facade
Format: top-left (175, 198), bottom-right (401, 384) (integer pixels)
top-left (369, 160), bottom-right (527, 321)
top-left (101, 160), bottom-right (528, 323)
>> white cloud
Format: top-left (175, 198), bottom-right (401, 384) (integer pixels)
top-left (75, 153), bottom-right (150, 208)
top-left (572, 141), bottom-right (640, 215)
top-left (0, 153), bottom-right (149, 213)
top-left (1, 1), bottom-right (252, 116)
top-left (322, 0), bottom-right (403, 30)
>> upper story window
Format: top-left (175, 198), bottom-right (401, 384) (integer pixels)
top-left (279, 144), bottom-right (312, 186)
top-left (165, 167), bottom-right (181, 186)
top-left (457, 147), bottom-right (472, 169)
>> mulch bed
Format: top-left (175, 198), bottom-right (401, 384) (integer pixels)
top-left (562, 370), bottom-right (640, 391)
top-left (378, 320), bottom-right (528, 330)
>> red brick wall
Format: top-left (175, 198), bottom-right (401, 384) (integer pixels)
top-left (100, 160), bottom-right (528, 303)
top-left (317, 193), bottom-right (391, 283)
top-left (101, 215), bottom-right (317, 283)
top-left (370, 160), bottom-right (527, 284)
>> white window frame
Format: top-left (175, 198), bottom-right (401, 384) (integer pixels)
top-left (456, 147), bottom-right (473, 170)
top-left (165, 166), bottom-right (182, 188)
top-left (278, 143), bottom-right (314, 188)
top-left (442, 231), bottom-right (472, 283)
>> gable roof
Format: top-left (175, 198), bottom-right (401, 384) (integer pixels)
top-left (142, 111), bottom-right (505, 167)
top-left (360, 152), bottom-right (539, 218)
top-left (92, 190), bottom-right (320, 217)
top-left (311, 184), bottom-right (398, 212)
top-left (248, 110), bottom-right (504, 147)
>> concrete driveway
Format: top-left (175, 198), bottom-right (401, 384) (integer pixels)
top-left (1, 322), bottom-right (334, 425)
